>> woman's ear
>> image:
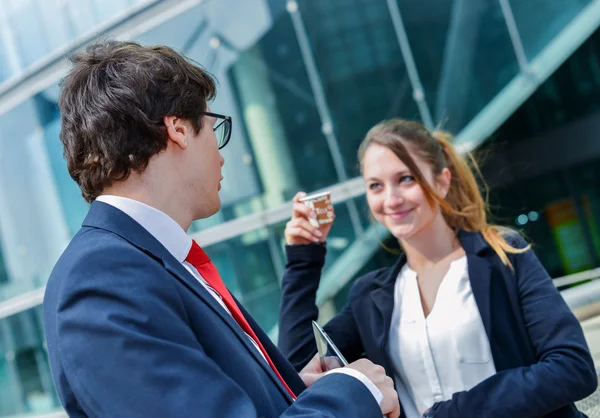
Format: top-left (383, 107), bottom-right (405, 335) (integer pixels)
top-left (436, 167), bottom-right (451, 199)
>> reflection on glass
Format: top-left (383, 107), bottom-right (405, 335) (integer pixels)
top-left (398, 0), bottom-right (520, 134)
top-left (35, 93), bottom-right (89, 236)
top-left (509, 0), bottom-right (592, 60)
top-left (0, 0), bottom-right (142, 83)
top-left (493, 28), bottom-right (600, 139)
top-left (228, 11), bottom-right (340, 197)
top-left (197, 195), bottom-right (368, 333)
top-left (0, 248), bottom-right (8, 284)
top-left (205, 231), bottom-right (282, 331)
top-left (0, 307), bottom-right (60, 417)
top-left (300, 0), bottom-right (420, 177)
top-left (0, 99), bottom-right (72, 302)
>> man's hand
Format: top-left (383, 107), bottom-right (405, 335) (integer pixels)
top-left (299, 354), bottom-right (325, 387)
top-left (348, 359), bottom-right (400, 418)
top-left (299, 354), bottom-right (347, 387)
top-left (301, 355), bottom-right (400, 417)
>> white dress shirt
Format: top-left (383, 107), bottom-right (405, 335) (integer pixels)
top-left (96, 195), bottom-right (382, 405)
top-left (387, 256), bottom-right (496, 417)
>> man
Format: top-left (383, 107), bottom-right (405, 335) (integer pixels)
top-left (43, 40), bottom-right (399, 417)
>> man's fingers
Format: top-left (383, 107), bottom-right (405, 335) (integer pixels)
top-left (382, 387), bottom-right (400, 418)
top-left (385, 403), bottom-right (401, 418)
top-left (300, 372), bottom-right (321, 387)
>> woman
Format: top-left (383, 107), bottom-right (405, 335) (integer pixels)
top-left (278, 119), bottom-right (597, 418)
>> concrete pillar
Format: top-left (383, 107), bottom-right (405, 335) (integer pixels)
top-left (231, 44), bottom-right (299, 207)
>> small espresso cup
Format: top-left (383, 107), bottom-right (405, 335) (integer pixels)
top-left (299, 191), bottom-right (334, 228)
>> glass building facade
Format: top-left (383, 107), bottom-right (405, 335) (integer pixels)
top-left (0, 0), bottom-right (599, 415)
top-left (481, 25), bottom-right (600, 279)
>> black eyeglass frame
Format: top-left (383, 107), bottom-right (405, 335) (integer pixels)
top-left (203, 111), bottom-right (232, 149)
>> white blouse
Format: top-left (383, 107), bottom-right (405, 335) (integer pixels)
top-left (387, 256), bottom-right (496, 417)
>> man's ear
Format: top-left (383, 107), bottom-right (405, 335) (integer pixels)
top-left (164, 116), bottom-right (188, 149)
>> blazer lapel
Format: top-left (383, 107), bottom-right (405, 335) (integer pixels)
top-left (369, 254), bottom-right (405, 373)
top-left (466, 254), bottom-right (492, 339)
top-left (459, 231), bottom-right (493, 341)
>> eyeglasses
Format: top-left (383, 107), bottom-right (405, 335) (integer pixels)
top-left (203, 112), bottom-right (232, 149)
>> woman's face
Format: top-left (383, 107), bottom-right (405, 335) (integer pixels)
top-left (363, 143), bottom-right (450, 241)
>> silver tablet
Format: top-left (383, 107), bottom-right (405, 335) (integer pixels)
top-left (312, 320), bottom-right (348, 371)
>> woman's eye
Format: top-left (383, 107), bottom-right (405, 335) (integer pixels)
top-left (399, 175), bottom-right (415, 183)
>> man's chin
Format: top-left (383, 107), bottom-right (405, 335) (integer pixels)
top-left (195, 198), bottom-right (222, 220)
top-left (207, 201), bottom-right (222, 218)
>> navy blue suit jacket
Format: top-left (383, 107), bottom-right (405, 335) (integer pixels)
top-left (43, 201), bottom-right (381, 417)
top-left (279, 231), bottom-right (598, 418)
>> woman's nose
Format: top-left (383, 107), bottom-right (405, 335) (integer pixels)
top-left (384, 187), bottom-right (404, 208)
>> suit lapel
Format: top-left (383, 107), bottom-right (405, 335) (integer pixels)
top-left (162, 256), bottom-right (247, 336)
top-left (466, 254), bottom-right (492, 339)
top-left (163, 248), bottom-right (295, 402)
top-left (84, 202), bottom-right (293, 401)
top-left (239, 302), bottom-right (303, 401)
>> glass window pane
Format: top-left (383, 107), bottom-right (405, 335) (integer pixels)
top-left (0, 307), bottom-right (61, 416)
top-left (510, 0), bottom-right (593, 60)
top-left (400, 0), bottom-right (520, 134)
top-left (226, 11), bottom-right (341, 208)
top-left (201, 195), bottom-right (367, 334)
top-left (0, 100), bottom-right (72, 301)
top-left (570, 161), bottom-right (600, 264)
top-left (204, 229), bottom-right (283, 331)
top-left (481, 125), bottom-right (600, 278)
top-left (490, 173), bottom-right (576, 277)
top-left (35, 92), bottom-right (89, 236)
top-left (301, 0), bottom-right (420, 177)
top-left (0, 246), bottom-right (8, 284)
top-left (3, 0), bottom-right (51, 69)
top-left (0, 0), bottom-right (145, 81)
top-left (493, 28), bottom-right (600, 139)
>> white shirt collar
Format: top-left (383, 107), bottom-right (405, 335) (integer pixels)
top-left (96, 195), bottom-right (192, 262)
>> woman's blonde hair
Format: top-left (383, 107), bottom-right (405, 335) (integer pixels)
top-left (358, 119), bottom-right (528, 268)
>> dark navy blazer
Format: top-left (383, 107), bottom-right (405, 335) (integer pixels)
top-left (279, 231), bottom-right (598, 418)
top-left (43, 201), bottom-right (382, 417)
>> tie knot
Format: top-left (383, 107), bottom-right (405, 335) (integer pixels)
top-left (185, 240), bottom-right (210, 266)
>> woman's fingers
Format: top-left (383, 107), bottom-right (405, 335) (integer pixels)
top-left (292, 201), bottom-right (315, 220)
top-left (292, 191), bottom-right (307, 203)
top-left (287, 226), bottom-right (320, 243)
top-left (286, 191), bottom-right (335, 244)
top-left (285, 218), bottom-right (323, 243)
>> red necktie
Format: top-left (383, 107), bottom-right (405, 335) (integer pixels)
top-left (185, 240), bottom-right (296, 400)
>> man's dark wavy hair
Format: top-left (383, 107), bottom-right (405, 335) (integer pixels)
top-left (59, 40), bottom-right (216, 202)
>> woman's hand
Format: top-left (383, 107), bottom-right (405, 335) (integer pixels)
top-left (285, 192), bottom-right (335, 245)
